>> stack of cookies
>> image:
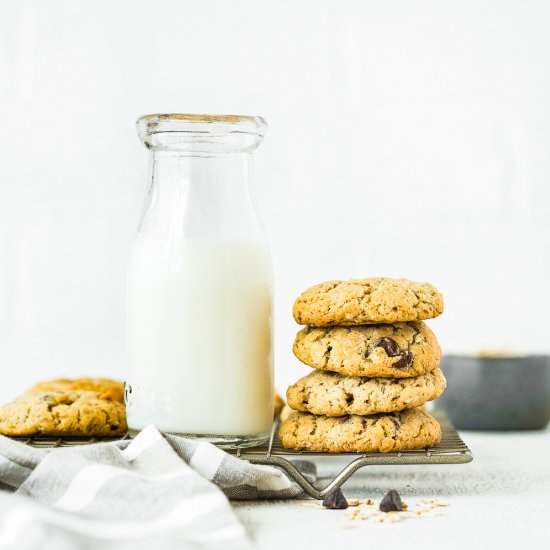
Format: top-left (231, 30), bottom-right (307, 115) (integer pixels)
top-left (279, 278), bottom-right (446, 453)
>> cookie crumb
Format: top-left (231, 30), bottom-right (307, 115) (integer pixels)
top-left (296, 501), bottom-right (323, 509)
top-left (345, 498), bottom-right (449, 523)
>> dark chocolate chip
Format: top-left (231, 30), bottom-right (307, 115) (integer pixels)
top-left (390, 416), bottom-right (401, 434)
top-left (323, 487), bottom-right (349, 509)
top-left (379, 489), bottom-right (403, 512)
top-left (373, 337), bottom-right (400, 357)
top-left (393, 351), bottom-right (413, 369)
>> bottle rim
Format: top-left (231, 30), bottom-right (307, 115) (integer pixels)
top-left (136, 113), bottom-right (267, 153)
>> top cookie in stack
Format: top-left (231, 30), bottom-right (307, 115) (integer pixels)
top-left (292, 277), bottom-right (443, 326)
top-left (280, 277), bottom-right (446, 453)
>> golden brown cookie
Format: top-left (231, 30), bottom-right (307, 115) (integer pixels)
top-left (274, 391), bottom-right (285, 417)
top-left (286, 368), bottom-right (446, 416)
top-left (0, 391), bottom-right (127, 437)
top-left (27, 378), bottom-right (125, 403)
top-left (293, 321), bottom-right (441, 378)
top-left (293, 278), bottom-right (443, 326)
top-left (279, 404), bottom-right (293, 422)
top-left (279, 408), bottom-right (441, 453)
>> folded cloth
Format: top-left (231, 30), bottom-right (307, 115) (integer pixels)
top-left (0, 425), bottom-right (304, 549)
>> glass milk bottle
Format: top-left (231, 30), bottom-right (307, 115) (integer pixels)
top-left (125, 114), bottom-right (273, 446)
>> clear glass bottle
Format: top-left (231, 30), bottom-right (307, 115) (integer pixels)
top-left (125, 114), bottom-right (273, 447)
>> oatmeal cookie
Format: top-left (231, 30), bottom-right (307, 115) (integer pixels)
top-left (0, 391), bottom-right (127, 437)
top-left (27, 378), bottom-right (124, 403)
top-left (293, 278), bottom-right (443, 326)
top-left (287, 368), bottom-right (446, 416)
top-left (279, 408), bottom-right (441, 453)
top-left (293, 321), bottom-right (441, 378)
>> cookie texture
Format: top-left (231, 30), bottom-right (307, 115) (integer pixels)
top-left (293, 278), bottom-right (443, 326)
top-left (27, 378), bottom-right (124, 403)
top-left (293, 321), bottom-right (441, 378)
top-left (0, 391), bottom-right (127, 437)
top-left (279, 408), bottom-right (441, 453)
top-left (287, 368), bottom-right (446, 416)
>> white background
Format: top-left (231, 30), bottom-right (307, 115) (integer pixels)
top-left (1, 0), bottom-right (550, 403)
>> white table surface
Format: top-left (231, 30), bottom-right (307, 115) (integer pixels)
top-left (233, 427), bottom-right (550, 549)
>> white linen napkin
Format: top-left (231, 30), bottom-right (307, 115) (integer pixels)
top-left (0, 425), bottom-right (304, 549)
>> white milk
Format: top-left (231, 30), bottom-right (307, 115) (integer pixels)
top-left (125, 235), bottom-right (273, 436)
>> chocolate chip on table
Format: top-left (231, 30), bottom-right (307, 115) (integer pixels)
top-left (322, 487), bottom-right (349, 509)
top-left (379, 489), bottom-right (403, 512)
top-left (393, 351), bottom-right (413, 369)
top-left (373, 337), bottom-right (400, 357)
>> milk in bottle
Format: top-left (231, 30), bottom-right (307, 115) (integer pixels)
top-left (125, 114), bottom-right (273, 446)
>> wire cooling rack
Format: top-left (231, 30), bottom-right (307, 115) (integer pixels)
top-left (10, 433), bottom-right (131, 447)
top-left (10, 410), bottom-right (471, 499)
top-left (227, 410), bottom-right (472, 498)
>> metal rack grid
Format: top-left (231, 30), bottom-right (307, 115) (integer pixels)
top-left (228, 410), bottom-right (472, 498)
top-left (10, 433), bottom-right (132, 448)
top-left (10, 410), bottom-right (471, 499)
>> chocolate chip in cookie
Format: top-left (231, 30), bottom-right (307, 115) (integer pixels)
top-left (393, 351), bottom-right (414, 369)
top-left (374, 337), bottom-right (400, 357)
top-left (389, 416), bottom-right (401, 435)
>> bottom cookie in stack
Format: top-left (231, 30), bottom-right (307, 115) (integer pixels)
top-left (279, 407), bottom-right (441, 453)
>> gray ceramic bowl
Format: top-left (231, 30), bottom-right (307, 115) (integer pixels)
top-left (438, 354), bottom-right (550, 431)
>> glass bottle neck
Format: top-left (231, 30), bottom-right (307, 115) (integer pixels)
top-left (137, 151), bottom-right (265, 240)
